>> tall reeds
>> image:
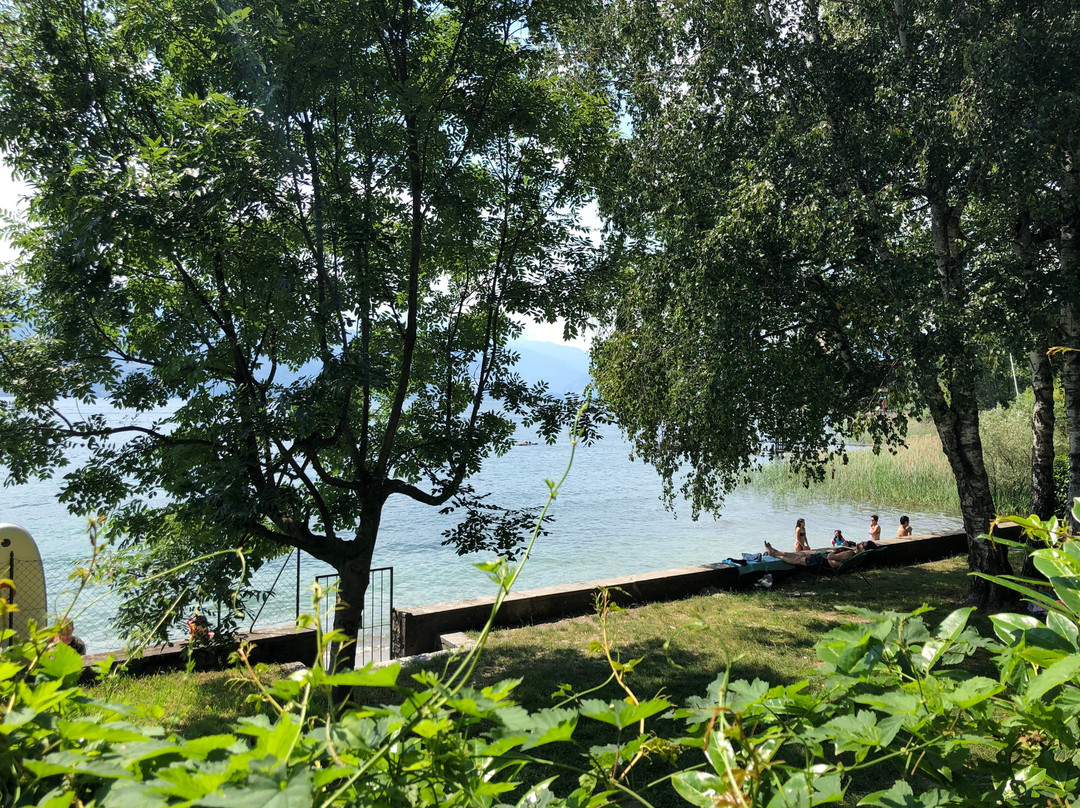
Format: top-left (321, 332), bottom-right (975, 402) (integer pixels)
top-left (750, 395), bottom-right (1058, 514)
top-left (750, 434), bottom-right (960, 512)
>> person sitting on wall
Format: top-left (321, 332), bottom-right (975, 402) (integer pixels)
top-left (763, 540), bottom-right (877, 571)
top-left (897, 515), bottom-right (913, 537)
top-left (55, 619), bottom-right (87, 655)
top-left (832, 529), bottom-right (856, 548)
top-left (186, 612), bottom-right (213, 642)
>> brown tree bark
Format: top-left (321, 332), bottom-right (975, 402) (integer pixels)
top-left (1022, 345), bottom-right (1056, 581)
top-left (328, 513), bottom-right (379, 672)
top-left (1060, 154), bottom-right (1080, 531)
top-left (1030, 345), bottom-right (1057, 520)
top-left (927, 383), bottom-right (1012, 608)
top-left (924, 174), bottom-right (1012, 608)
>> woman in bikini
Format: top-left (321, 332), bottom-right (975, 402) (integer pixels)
top-left (868, 514), bottom-right (881, 542)
top-left (764, 540), bottom-right (877, 571)
top-left (794, 518), bottom-right (810, 552)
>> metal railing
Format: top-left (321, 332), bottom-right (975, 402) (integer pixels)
top-left (5, 551), bottom-right (393, 660)
top-left (316, 567), bottom-right (394, 667)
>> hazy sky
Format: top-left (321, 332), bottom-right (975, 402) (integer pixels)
top-left (0, 164), bottom-right (589, 348)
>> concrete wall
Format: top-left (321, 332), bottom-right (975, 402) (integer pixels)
top-left (392, 525), bottom-right (1022, 657)
top-left (81, 625), bottom-right (318, 679)
top-left (79, 523), bottom-right (1025, 670)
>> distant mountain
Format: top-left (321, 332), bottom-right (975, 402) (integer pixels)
top-left (506, 338), bottom-right (592, 395)
top-left (269, 338), bottom-right (591, 392)
top-left (5, 338), bottom-right (592, 398)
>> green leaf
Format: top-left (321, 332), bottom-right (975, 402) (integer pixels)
top-left (56, 720), bottom-right (148, 744)
top-left (499, 706), bottom-right (578, 750)
top-left (917, 608), bottom-right (974, 672)
top-left (990, 613), bottom-right (1040, 644)
top-left (671, 770), bottom-right (735, 807)
top-left (514, 777), bottom-right (559, 808)
top-left (821, 711), bottom-right (899, 760)
top-left (578, 697), bottom-right (670, 729)
top-left (35, 641), bottom-right (85, 681)
top-left (1023, 654), bottom-right (1080, 702)
top-left (196, 768), bottom-right (314, 807)
top-left (852, 690), bottom-right (920, 715)
top-left (317, 664), bottom-right (403, 690)
top-left (766, 771), bottom-right (811, 808)
top-left (858, 780), bottom-right (952, 807)
top-left (943, 676), bottom-right (1002, 709)
top-left (1032, 546), bottom-right (1080, 614)
top-left (1046, 610), bottom-right (1079, 650)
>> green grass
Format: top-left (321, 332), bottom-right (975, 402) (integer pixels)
top-left (86, 664), bottom-right (294, 736)
top-left (83, 556), bottom-right (989, 805)
top-left (459, 555), bottom-right (986, 806)
top-left (750, 399), bottom-right (1053, 514)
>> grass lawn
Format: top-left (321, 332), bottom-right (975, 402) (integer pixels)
top-left (457, 555), bottom-right (986, 805)
top-left (85, 554), bottom-right (990, 804)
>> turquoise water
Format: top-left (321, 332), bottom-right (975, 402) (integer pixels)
top-left (2, 399), bottom-right (963, 650)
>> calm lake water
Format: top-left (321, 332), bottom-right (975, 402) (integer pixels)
top-left (2, 399), bottom-right (963, 651)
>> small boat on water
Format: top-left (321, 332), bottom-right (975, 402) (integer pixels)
top-left (515, 441), bottom-right (538, 446)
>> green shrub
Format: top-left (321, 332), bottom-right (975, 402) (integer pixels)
top-left (1055, 455), bottom-right (1070, 518)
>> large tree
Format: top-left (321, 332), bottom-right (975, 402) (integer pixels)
top-left (0, 0), bottom-right (612, 655)
top-left (588, 0), bottom-right (1077, 608)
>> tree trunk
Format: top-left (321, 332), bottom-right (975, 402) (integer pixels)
top-left (1023, 345), bottom-right (1056, 581)
top-left (1063, 319), bottom-right (1080, 529)
top-left (1030, 345), bottom-right (1057, 520)
top-left (329, 515), bottom-right (379, 672)
top-left (924, 180), bottom-right (1011, 609)
top-left (928, 384), bottom-right (1013, 609)
top-left (1060, 154), bottom-right (1080, 529)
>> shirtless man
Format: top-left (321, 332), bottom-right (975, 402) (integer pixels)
top-left (764, 540), bottom-right (877, 571)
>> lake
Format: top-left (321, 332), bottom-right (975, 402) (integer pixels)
top-left (2, 399), bottom-right (963, 651)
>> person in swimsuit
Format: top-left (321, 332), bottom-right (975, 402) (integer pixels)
top-left (869, 514), bottom-right (881, 542)
top-left (765, 540), bottom-right (877, 571)
top-left (794, 518), bottom-right (810, 551)
top-left (897, 515), bottom-right (912, 537)
top-left (832, 529), bottom-right (855, 547)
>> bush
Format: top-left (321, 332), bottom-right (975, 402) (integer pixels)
top-left (1055, 455), bottom-right (1070, 518)
top-left (5, 515), bottom-right (1080, 807)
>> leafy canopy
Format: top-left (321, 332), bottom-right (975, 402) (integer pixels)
top-left (0, 0), bottom-right (614, 639)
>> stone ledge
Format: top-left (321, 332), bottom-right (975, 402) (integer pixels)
top-left (392, 525), bottom-right (1022, 657)
top-left (81, 625), bottom-right (319, 679)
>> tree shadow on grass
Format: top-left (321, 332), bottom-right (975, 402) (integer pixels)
top-left (170, 668), bottom-right (301, 738)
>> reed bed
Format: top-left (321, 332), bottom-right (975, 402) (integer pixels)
top-left (751, 399), bottom-right (1048, 515)
top-left (750, 434), bottom-right (960, 512)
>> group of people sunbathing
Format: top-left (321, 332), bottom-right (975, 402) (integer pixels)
top-left (764, 539), bottom-right (878, 571)
top-left (777, 512), bottom-right (911, 571)
top-left (794, 514), bottom-right (911, 551)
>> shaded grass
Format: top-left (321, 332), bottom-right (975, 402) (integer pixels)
top-left (454, 555), bottom-right (986, 807)
top-left (82, 557), bottom-right (990, 806)
top-left (86, 664), bottom-right (295, 737)
top-left (471, 555), bottom-right (985, 712)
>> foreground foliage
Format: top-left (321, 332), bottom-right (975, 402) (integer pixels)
top-left (3, 508), bottom-right (1080, 806)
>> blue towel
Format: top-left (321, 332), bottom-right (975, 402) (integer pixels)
top-left (742, 552), bottom-right (782, 563)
